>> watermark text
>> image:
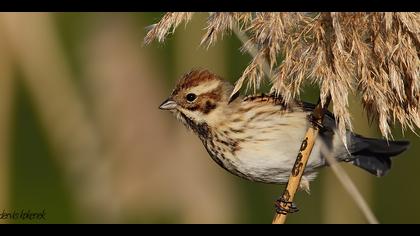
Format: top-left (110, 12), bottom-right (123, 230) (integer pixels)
top-left (0, 209), bottom-right (46, 221)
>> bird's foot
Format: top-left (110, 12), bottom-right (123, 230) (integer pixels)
top-left (308, 114), bottom-right (331, 133)
top-left (308, 114), bottom-right (324, 129)
top-left (274, 197), bottom-right (299, 215)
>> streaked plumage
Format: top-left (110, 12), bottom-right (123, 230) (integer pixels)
top-left (160, 69), bottom-right (410, 191)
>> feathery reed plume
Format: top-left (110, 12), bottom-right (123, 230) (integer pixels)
top-left (144, 12), bottom-right (193, 45)
top-left (201, 12), bottom-right (252, 48)
top-left (144, 12), bottom-right (420, 143)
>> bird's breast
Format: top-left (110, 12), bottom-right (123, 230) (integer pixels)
top-left (204, 108), bottom-right (325, 183)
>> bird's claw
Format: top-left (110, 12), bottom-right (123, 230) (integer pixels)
top-left (308, 114), bottom-right (331, 133)
top-left (274, 197), bottom-right (299, 215)
top-left (308, 114), bottom-right (324, 129)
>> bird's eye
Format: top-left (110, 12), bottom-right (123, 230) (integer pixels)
top-left (186, 93), bottom-right (197, 102)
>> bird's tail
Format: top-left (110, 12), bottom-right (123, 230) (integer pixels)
top-left (349, 134), bottom-right (410, 177)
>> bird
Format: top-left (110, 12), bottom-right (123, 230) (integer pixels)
top-left (159, 69), bottom-right (410, 192)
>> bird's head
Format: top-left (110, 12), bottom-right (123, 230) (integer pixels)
top-left (159, 69), bottom-right (235, 130)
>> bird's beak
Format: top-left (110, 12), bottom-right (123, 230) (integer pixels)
top-left (159, 99), bottom-right (177, 110)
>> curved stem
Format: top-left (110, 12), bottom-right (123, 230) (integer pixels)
top-left (272, 97), bottom-right (331, 224)
top-left (323, 154), bottom-right (379, 224)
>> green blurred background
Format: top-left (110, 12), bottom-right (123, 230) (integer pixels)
top-left (0, 12), bottom-right (419, 224)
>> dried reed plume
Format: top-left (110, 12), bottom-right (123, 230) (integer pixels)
top-left (145, 12), bottom-right (420, 145)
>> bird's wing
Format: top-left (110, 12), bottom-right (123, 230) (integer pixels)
top-left (239, 93), bottom-right (336, 125)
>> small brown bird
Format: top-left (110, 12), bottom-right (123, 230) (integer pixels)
top-left (159, 69), bottom-right (410, 191)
